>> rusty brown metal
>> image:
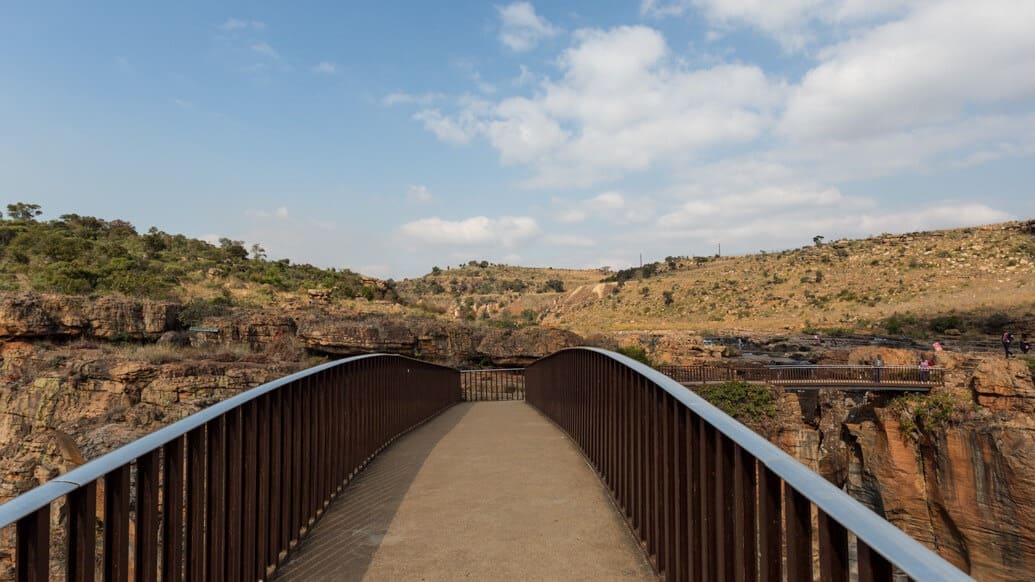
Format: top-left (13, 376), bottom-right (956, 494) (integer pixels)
top-left (460, 368), bottom-right (525, 401)
top-left (135, 450), bottom-right (160, 582)
top-left (524, 348), bottom-right (973, 582)
top-left (15, 505), bottom-right (48, 582)
top-left (858, 540), bottom-right (894, 582)
top-left (162, 437), bottom-right (185, 582)
top-left (104, 465), bottom-right (130, 582)
top-left (67, 480), bottom-right (96, 582)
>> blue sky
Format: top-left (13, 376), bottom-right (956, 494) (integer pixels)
top-left (2, 1), bottom-right (1033, 278)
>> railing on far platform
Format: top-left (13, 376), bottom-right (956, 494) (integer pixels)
top-left (0, 354), bottom-right (460, 582)
top-left (526, 348), bottom-right (972, 582)
top-left (657, 364), bottom-right (945, 387)
top-left (460, 368), bottom-right (525, 401)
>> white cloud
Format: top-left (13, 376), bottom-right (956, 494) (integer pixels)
top-left (250, 42), bottom-right (280, 59)
top-left (640, 0), bottom-right (916, 51)
top-left (170, 98), bottom-right (194, 110)
top-left (781, 0), bottom-right (1035, 142)
top-left (498, 2), bottom-right (561, 52)
top-left (245, 207), bottom-right (290, 219)
top-left (405, 185), bottom-right (434, 205)
top-left (416, 25), bottom-right (783, 188)
top-left (554, 191), bottom-right (653, 225)
top-left (219, 18), bottom-right (266, 32)
top-left (399, 216), bottom-right (540, 247)
top-left (312, 61), bottom-right (336, 75)
top-left (382, 92), bottom-right (443, 106)
top-left (542, 234), bottom-right (597, 247)
top-left (413, 109), bottom-right (481, 144)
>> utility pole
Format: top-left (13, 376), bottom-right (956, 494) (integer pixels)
top-left (717, 243), bottom-right (721, 257)
top-left (639, 253), bottom-right (643, 268)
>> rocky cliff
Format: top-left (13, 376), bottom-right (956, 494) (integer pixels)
top-left (1, 293), bottom-right (1033, 579)
top-left (758, 353), bottom-right (1035, 581)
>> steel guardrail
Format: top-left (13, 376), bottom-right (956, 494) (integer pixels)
top-left (459, 368), bottom-right (525, 401)
top-left (0, 354), bottom-right (461, 581)
top-left (527, 348), bottom-right (972, 581)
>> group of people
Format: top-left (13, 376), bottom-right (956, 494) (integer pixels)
top-left (1002, 332), bottom-right (1031, 358)
top-left (871, 354), bottom-right (934, 383)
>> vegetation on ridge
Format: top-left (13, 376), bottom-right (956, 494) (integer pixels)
top-left (0, 203), bottom-right (391, 304)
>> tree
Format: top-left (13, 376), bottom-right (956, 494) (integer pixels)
top-left (431, 266), bottom-right (442, 275)
top-left (250, 243), bottom-right (267, 260)
top-left (6, 202), bottom-right (42, 221)
top-left (544, 279), bottom-right (565, 292)
top-left (813, 235), bottom-right (825, 247)
top-left (218, 238), bottom-right (248, 261)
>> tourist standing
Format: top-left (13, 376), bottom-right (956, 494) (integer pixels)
top-left (1002, 331), bottom-right (1014, 358)
top-left (919, 358), bottom-right (931, 383)
top-left (873, 355), bottom-right (885, 384)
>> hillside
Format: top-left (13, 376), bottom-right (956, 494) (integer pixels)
top-left (396, 220), bottom-right (1035, 338)
top-left (2, 204), bottom-right (1033, 339)
top-left (0, 204), bottom-right (401, 311)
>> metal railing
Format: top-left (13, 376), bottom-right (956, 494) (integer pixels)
top-left (526, 348), bottom-right (972, 582)
top-left (764, 365), bottom-right (945, 387)
top-left (657, 364), bottom-right (945, 387)
top-left (0, 354), bottom-right (460, 582)
top-left (460, 368), bottom-right (525, 401)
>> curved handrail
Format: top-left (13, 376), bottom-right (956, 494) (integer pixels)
top-left (528, 347), bottom-right (972, 581)
top-left (0, 353), bottom-right (453, 526)
top-left (1, 353), bottom-right (461, 581)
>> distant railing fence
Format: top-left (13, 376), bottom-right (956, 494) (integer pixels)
top-left (460, 368), bottom-right (525, 401)
top-left (657, 364), bottom-right (945, 386)
top-left (527, 348), bottom-right (971, 582)
top-left (0, 355), bottom-right (460, 582)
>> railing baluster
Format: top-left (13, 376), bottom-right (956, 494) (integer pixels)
top-left (858, 540), bottom-right (894, 582)
top-left (67, 481), bottom-right (97, 582)
top-left (136, 450), bottom-right (159, 582)
top-left (206, 417), bottom-right (226, 581)
top-left (15, 505), bottom-right (49, 582)
top-left (734, 445), bottom-right (757, 582)
top-left (758, 466), bottom-right (781, 582)
top-left (104, 464), bottom-right (130, 582)
top-left (785, 486), bottom-right (812, 581)
top-left (187, 426), bottom-right (206, 581)
top-left (162, 437), bottom-right (184, 582)
top-left (819, 509), bottom-right (849, 582)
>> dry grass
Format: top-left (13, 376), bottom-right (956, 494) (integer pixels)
top-left (399, 221), bottom-right (1035, 335)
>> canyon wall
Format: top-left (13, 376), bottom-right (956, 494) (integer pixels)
top-left (763, 353), bottom-right (1035, 580)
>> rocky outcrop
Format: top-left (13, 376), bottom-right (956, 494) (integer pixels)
top-left (476, 327), bottom-right (584, 366)
top-left (970, 358), bottom-right (1035, 412)
top-left (0, 342), bottom-right (302, 506)
top-left (608, 331), bottom-right (726, 363)
top-left (0, 293), bottom-right (179, 340)
top-left (194, 311), bottom-right (298, 350)
top-left (768, 356), bottom-right (1035, 581)
top-left (296, 313), bottom-right (584, 366)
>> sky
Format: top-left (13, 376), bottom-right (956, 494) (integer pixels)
top-left (1, 1), bottom-right (1033, 278)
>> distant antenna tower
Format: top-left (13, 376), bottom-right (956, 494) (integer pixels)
top-left (717, 242), bottom-right (721, 257)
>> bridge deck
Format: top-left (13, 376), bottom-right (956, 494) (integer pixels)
top-left (274, 401), bottom-right (657, 581)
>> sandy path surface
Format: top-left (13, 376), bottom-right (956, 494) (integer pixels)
top-left (274, 401), bottom-right (657, 581)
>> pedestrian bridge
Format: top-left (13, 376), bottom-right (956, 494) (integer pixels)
top-left (1, 349), bottom-right (971, 581)
top-left (658, 364), bottom-right (944, 391)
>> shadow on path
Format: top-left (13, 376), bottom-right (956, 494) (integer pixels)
top-left (273, 402), bottom-right (473, 581)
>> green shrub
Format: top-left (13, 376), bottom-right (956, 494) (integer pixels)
top-left (929, 315), bottom-right (964, 334)
top-left (616, 345), bottom-right (652, 366)
top-left (178, 297), bottom-right (233, 327)
top-left (696, 381), bottom-right (775, 422)
top-left (979, 312), bottom-right (1011, 333)
top-left (889, 392), bottom-right (975, 439)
